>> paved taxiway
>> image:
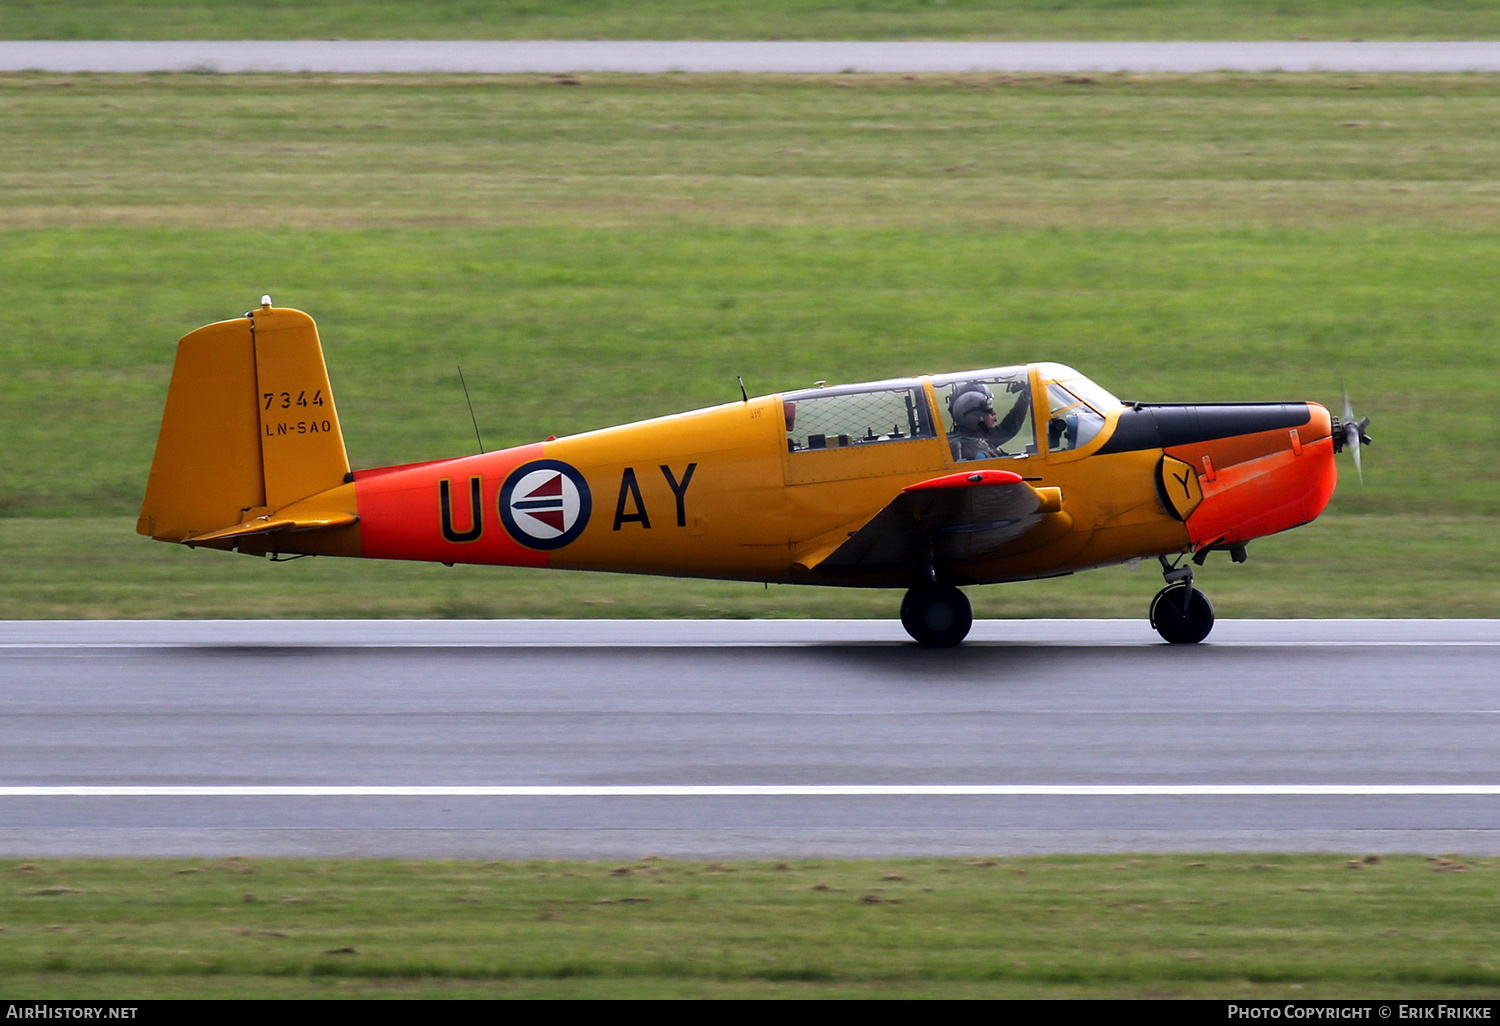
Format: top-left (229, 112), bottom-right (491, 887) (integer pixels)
top-left (5, 41), bottom-right (1500, 74)
top-left (1, 619), bottom-right (1496, 859)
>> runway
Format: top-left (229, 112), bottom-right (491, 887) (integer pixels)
top-left (1, 619), bottom-right (1495, 859)
top-left (5, 41), bottom-right (1500, 74)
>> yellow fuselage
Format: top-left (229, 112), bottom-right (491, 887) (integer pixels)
top-left (139, 306), bottom-right (1334, 591)
top-left (271, 375), bottom-right (1209, 588)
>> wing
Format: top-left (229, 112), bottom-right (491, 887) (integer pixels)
top-left (799, 469), bottom-right (1064, 574)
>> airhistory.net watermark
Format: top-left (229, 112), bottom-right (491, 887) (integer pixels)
top-left (1229, 1007), bottom-right (1492, 1021)
top-left (5, 1008), bottom-right (137, 1020)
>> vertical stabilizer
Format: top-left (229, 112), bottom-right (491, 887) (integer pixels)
top-left (138, 312), bottom-right (263, 542)
top-left (138, 300), bottom-right (350, 543)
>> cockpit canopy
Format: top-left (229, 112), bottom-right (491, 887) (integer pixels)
top-left (929, 366), bottom-right (1036, 461)
top-left (784, 364), bottom-right (1121, 459)
top-left (783, 377), bottom-right (936, 452)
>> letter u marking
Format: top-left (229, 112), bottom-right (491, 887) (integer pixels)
top-left (439, 477), bottom-right (484, 543)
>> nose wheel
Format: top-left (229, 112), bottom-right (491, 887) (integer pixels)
top-left (900, 584), bottom-right (973, 647)
top-left (1150, 583), bottom-right (1215, 644)
top-left (1150, 557), bottom-right (1215, 644)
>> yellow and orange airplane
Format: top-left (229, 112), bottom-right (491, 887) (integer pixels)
top-left (139, 299), bottom-right (1369, 646)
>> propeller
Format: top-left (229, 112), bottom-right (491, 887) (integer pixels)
top-left (1335, 387), bottom-right (1373, 484)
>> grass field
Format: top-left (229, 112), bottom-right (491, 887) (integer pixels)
top-left (3, 855), bottom-right (1498, 998)
top-left (0, 71), bottom-right (1494, 618)
top-left (9, 0), bottom-right (1500, 42)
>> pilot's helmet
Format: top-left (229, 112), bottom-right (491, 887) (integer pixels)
top-left (948, 380), bottom-right (992, 413)
top-left (952, 388), bottom-right (996, 432)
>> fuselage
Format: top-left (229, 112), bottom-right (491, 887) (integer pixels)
top-left (243, 362), bottom-right (1337, 588)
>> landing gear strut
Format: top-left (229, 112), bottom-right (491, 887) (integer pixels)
top-left (1150, 555), bottom-right (1215, 644)
top-left (900, 584), bottom-right (973, 647)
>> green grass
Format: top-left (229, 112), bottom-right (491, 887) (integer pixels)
top-left (1, 72), bottom-right (1495, 617)
top-left (2, 855), bottom-right (1498, 998)
top-left (8, 0), bottom-right (1500, 41)
top-left (5, 223), bottom-right (1496, 519)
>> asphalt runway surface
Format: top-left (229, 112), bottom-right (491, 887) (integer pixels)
top-left (1, 619), bottom-right (1496, 859)
top-left (4, 41), bottom-right (1500, 74)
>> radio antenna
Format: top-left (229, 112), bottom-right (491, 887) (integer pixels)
top-left (737, 375), bottom-right (749, 403)
top-left (457, 365), bottom-right (485, 454)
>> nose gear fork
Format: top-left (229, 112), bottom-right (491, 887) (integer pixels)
top-left (1159, 554), bottom-right (1195, 604)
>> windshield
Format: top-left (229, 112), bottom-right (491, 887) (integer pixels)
top-left (1036, 363), bottom-right (1121, 452)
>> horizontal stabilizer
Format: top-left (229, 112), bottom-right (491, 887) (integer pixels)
top-left (187, 511), bottom-right (358, 545)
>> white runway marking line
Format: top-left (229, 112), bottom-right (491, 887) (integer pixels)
top-left (5, 785), bottom-right (1500, 797)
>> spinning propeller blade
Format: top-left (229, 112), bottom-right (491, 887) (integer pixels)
top-left (1338, 386), bottom-right (1373, 485)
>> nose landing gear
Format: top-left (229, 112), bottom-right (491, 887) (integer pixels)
top-left (1150, 555), bottom-right (1215, 644)
top-left (900, 583), bottom-right (973, 647)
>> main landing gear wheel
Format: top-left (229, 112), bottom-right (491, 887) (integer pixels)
top-left (900, 584), bottom-right (973, 647)
top-left (1149, 582), bottom-right (1215, 644)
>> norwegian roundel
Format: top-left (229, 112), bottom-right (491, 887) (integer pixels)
top-left (499, 459), bottom-right (592, 550)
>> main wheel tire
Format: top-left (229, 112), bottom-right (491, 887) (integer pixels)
top-left (1149, 583), bottom-right (1215, 644)
top-left (900, 585), bottom-right (974, 647)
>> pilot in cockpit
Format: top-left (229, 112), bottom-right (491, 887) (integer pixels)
top-left (948, 380), bottom-right (1031, 461)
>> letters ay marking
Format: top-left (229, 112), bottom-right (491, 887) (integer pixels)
top-left (613, 463), bottom-right (698, 531)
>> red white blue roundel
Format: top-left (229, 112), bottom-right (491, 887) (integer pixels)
top-left (499, 459), bottom-right (592, 550)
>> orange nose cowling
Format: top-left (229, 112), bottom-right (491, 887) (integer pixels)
top-left (1178, 403), bottom-right (1337, 549)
